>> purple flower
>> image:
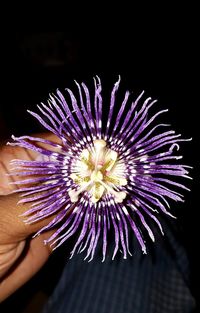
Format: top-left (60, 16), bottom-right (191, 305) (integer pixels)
top-left (9, 76), bottom-right (191, 261)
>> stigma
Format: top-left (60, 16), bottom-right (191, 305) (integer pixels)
top-left (69, 140), bottom-right (127, 203)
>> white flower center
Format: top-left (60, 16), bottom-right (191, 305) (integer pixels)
top-left (68, 139), bottom-right (127, 203)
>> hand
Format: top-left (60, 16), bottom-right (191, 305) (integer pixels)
top-left (0, 134), bottom-right (57, 302)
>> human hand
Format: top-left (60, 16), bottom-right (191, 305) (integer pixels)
top-left (0, 134), bottom-right (57, 302)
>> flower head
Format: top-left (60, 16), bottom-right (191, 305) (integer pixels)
top-left (9, 76), bottom-right (191, 261)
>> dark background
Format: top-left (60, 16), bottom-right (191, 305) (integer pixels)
top-left (0, 26), bottom-right (199, 312)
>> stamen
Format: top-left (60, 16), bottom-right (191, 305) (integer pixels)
top-left (69, 140), bottom-right (127, 203)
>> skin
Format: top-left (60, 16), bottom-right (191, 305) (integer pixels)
top-left (0, 134), bottom-right (58, 302)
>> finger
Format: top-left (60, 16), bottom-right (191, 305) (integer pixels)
top-left (0, 193), bottom-right (59, 243)
top-left (0, 241), bottom-right (26, 278)
top-left (0, 231), bottom-right (53, 302)
top-left (0, 132), bottom-right (63, 242)
top-left (0, 132), bottom-right (61, 194)
top-left (0, 145), bottom-right (35, 195)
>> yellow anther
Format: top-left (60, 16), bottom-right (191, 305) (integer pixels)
top-left (91, 182), bottom-right (105, 203)
top-left (104, 175), bottom-right (127, 186)
top-left (70, 174), bottom-right (90, 184)
top-left (101, 150), bottom-right (118, 172)
top-left (80, 149), bottom-right (93, 169)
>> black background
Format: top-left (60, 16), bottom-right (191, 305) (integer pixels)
top-left (0, 24), bottom-right (199, 312)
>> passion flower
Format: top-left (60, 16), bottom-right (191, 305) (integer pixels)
top-left (9, 76), bottom-right (191, 261)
